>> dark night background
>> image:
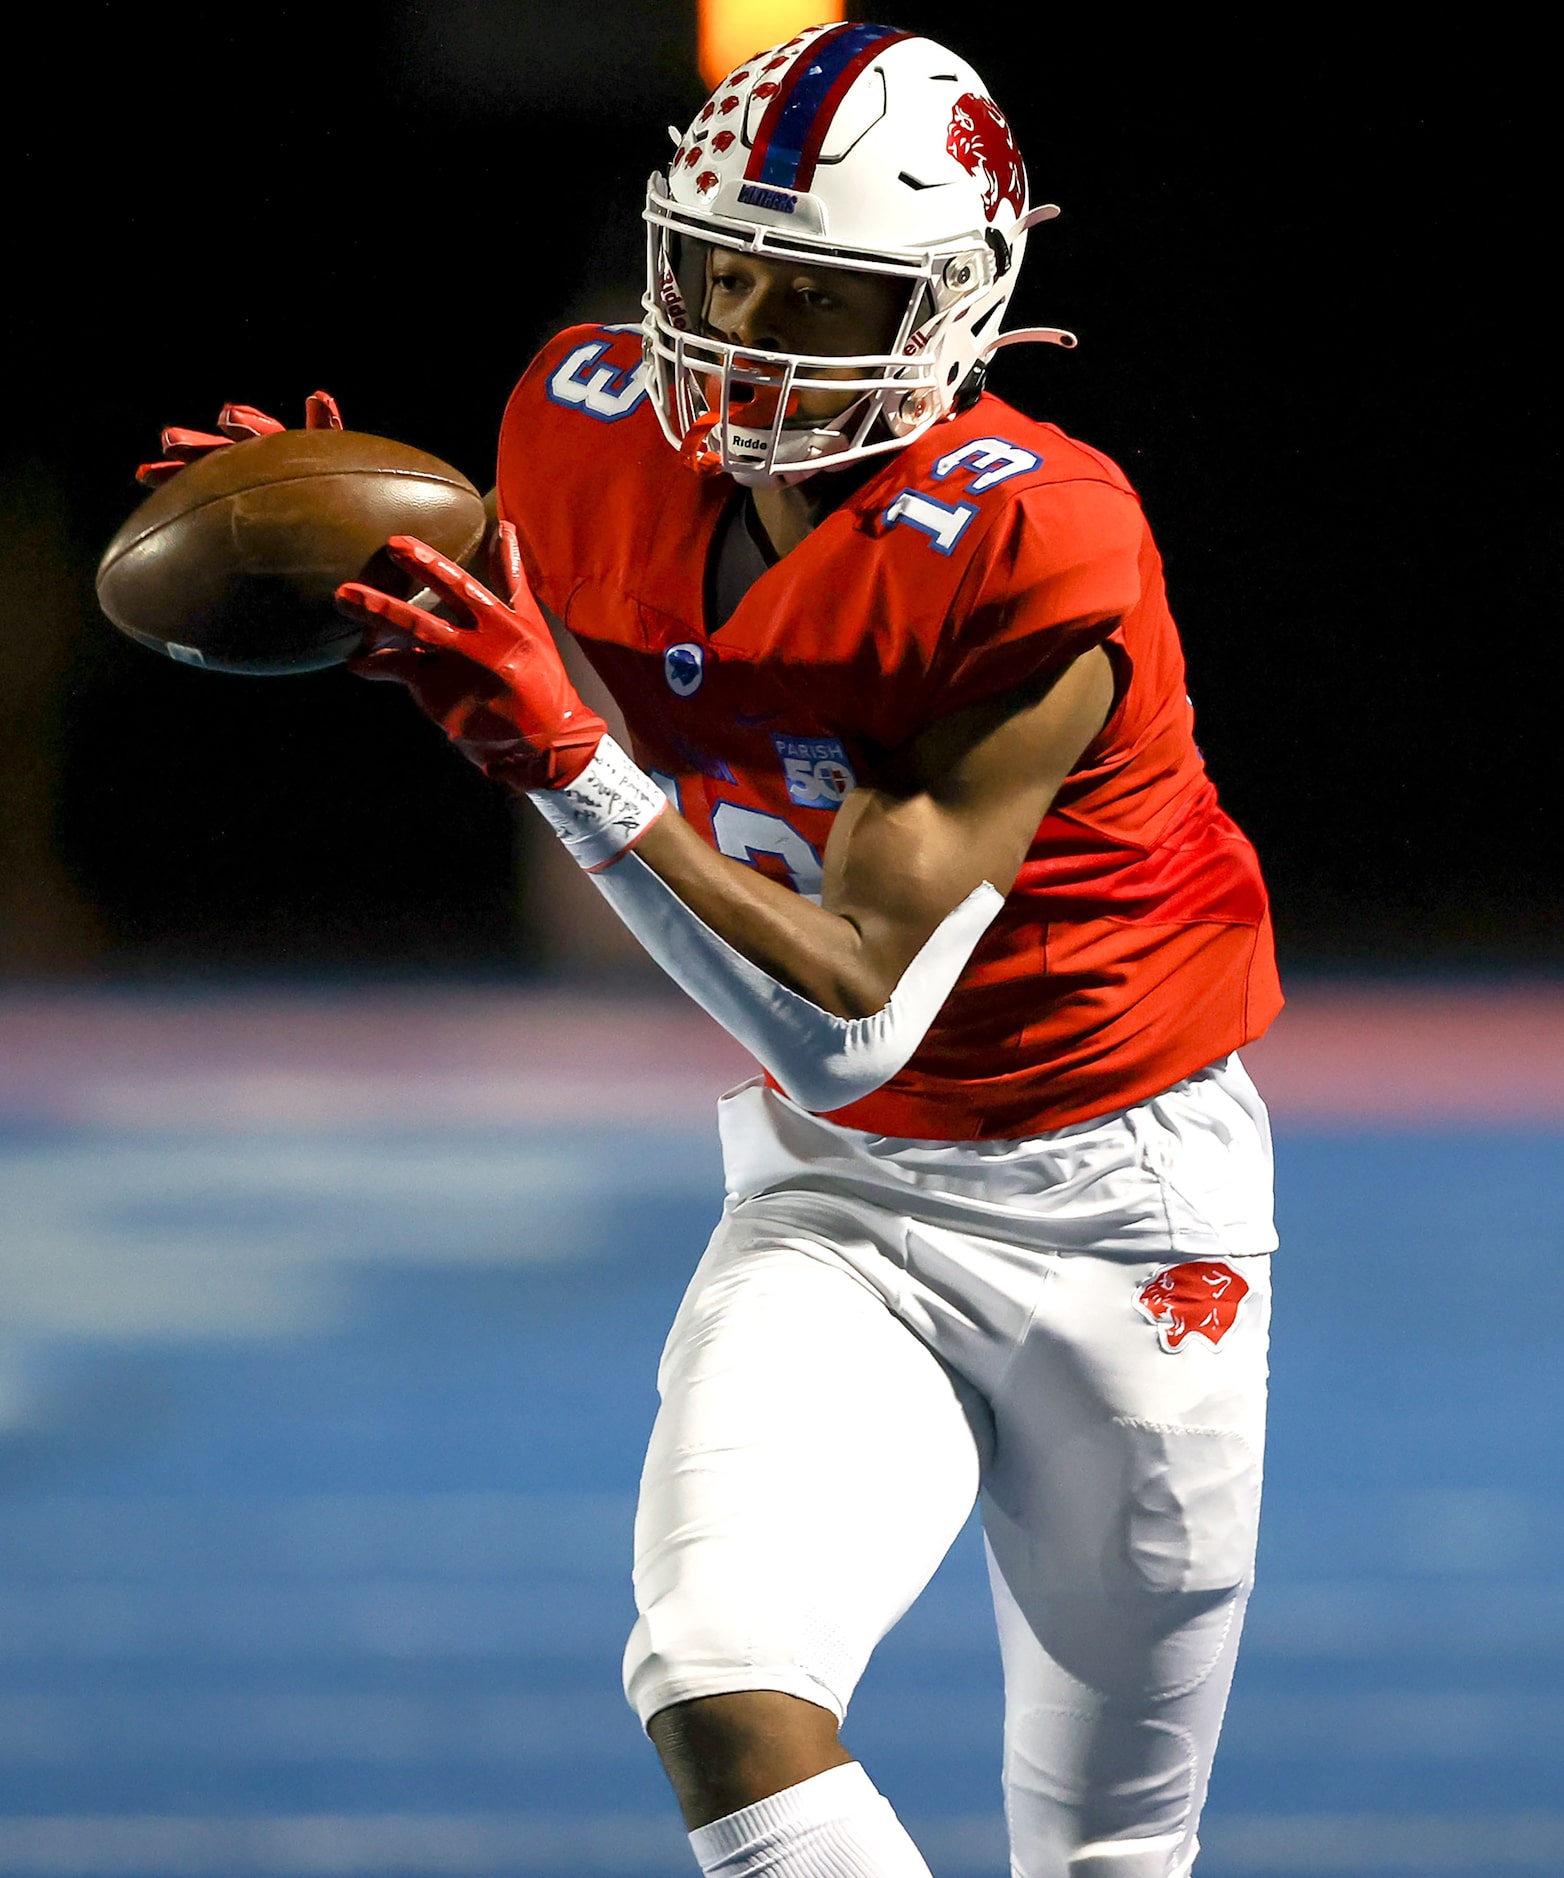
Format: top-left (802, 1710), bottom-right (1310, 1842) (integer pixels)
top-left (5, 3), bottom-right (1557, 982)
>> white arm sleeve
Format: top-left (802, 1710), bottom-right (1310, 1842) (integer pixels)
top-left (528, 735), bottom-right (1005, 1112)
top-left (590, 849), bottom-right (1003, 1113)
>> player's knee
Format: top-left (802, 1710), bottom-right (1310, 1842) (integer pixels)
top-left (1006, 1707), bottom-right (1197, 1877)
top-left (645, 1690), bottom-right (850, 1831)
top-left (647, 1687), bottom-right (843, 1764)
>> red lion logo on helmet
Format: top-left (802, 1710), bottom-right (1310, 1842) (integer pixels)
top-left (1135, 1261), bottom-right (1250, 1353)
top-left (946, 92), bottom-right (1025, 223)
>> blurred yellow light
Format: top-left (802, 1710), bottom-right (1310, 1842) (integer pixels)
top-left (698, 2), bottom-right (847, 92)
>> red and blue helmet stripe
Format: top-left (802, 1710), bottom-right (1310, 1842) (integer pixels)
top-left (743, 23), bottom-right (914, 195)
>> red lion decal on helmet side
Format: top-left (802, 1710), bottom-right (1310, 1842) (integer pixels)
top-left (1135, 1261), bottom-right (1250, 1352)
top-left (946, 92), bottom-right (1025, 224)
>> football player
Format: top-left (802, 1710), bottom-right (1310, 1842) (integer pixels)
top-left (330, 23), bottom-right (1283, 1878)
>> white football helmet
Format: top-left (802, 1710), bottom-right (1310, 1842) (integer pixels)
top-left (643, 23), bottom-right (1074, 488)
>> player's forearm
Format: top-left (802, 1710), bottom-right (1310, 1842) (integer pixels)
top-left (624, 805), bottom-right (902, 1020)
top-left (528, 736), bottom-right (1004, 1112)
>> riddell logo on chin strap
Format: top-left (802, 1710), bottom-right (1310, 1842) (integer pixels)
top-left (1135, 1261), bottom-right (1249, 1352)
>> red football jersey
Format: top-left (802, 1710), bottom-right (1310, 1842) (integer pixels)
top-left (497, 324), bottom-right (1283, 1138)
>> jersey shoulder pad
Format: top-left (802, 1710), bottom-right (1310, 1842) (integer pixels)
top-left (507, 322), bottom-right (650, 431)
top-left (842, 401), bottom-right (1148, 739)
top-left (851, 395), bottom-right (1138, 570)
top-left (496, 324), bottom-right (660, 616)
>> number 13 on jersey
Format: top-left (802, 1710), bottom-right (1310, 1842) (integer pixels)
top-left (881, 437), bottom-right (1042, 554)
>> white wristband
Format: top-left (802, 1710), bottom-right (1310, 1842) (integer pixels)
top-left (527, 736), bottom-right (669, 871)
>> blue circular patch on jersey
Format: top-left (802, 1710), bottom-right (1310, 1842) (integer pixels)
top-left (664, 642), bottom-right (704, 698)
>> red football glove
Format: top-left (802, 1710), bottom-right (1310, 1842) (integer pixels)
top-left (335, 523), bottom-right (608, 793)
top-left (135, 391), bottom-right (343, 487)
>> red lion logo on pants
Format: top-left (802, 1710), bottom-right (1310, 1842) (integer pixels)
top-left (946, 92), bottom-right (1025, 223)
top-left (1136, 1261), bottom-right (1250, 1352)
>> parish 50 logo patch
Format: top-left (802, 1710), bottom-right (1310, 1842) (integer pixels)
top-left (772, 734), bottom-right (856, 809)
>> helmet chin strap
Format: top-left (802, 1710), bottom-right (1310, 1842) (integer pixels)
top-left (682, 369), bottom-right (869, 486)
top-left (729, 428), bottom-right (855, 488)
top-left (680, 375), bottom-right (792, 478)
top-left (722, 419), bottom-right (857, 488)
top-left (677, 416), bottom-right (846, 485)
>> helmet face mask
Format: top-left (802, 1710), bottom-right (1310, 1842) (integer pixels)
top-left (652, 232), bottom-right (940, 482)
top-left (641, 25), bottom-right (1067, 488)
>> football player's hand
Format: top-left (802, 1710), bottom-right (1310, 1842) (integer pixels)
top-left (335, 523), bottom-right (607, 792)
top-left (134, 391), bottom-right (343, 488)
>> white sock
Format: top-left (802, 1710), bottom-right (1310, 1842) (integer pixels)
top-left (688, 1761), bottom-right (935, 1877)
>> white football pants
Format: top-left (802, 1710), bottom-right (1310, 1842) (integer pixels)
top-left (624, 1058), bottom-right (1275, 1878)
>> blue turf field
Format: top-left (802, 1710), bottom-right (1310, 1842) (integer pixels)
top-left (0, 1009), bottom-right (1560, 1875)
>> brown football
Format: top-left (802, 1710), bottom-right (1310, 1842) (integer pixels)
top-left (96, 429), bottom-right (487, 675)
